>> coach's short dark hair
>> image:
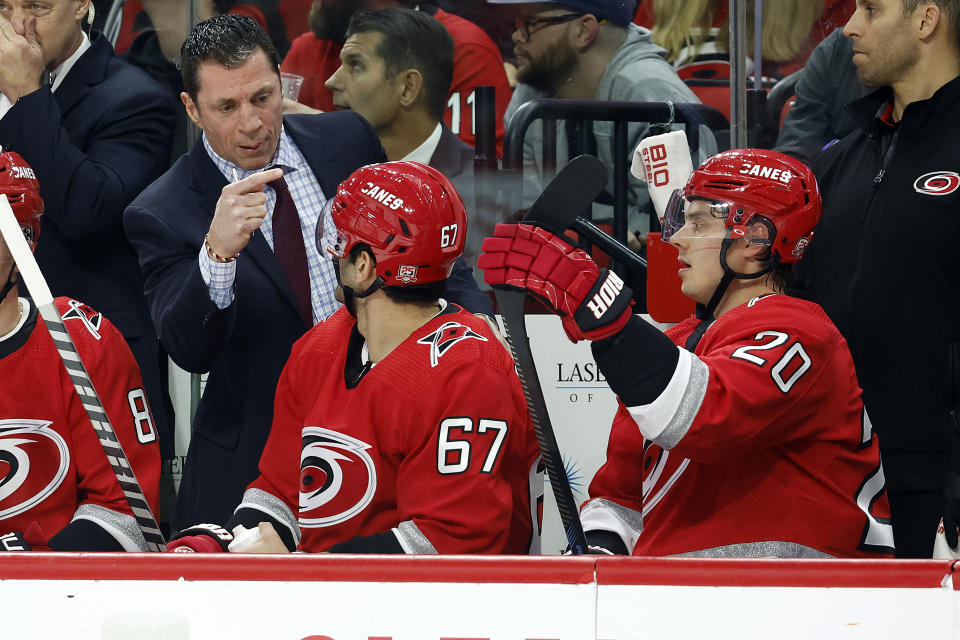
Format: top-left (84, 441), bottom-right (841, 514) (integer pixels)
top-left (181, 14), bottom-right (281, 103)
top-left (345, 9), bottom-right (454, 121)
top-left (902, 0), bottom-right (960, 46)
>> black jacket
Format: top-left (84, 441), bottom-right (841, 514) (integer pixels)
top-left (797, 76), bottom-right (960, 492)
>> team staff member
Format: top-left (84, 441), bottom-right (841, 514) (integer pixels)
top-left (480, 149), bottom-right (894, 558)
top-left (324, 8), bottom-right (503, 288)
top-left (124, 15), bottom-right (487, 531)
top-left (797, 0), bottom-right (960, 557)
top-left (282, 0), bottom-right (512, 154)
top-left (168, 163), bottom-right (542, 554)
top-left (0, 0), bottom-right (177, 458)
top-left (0, 152), bottom-right (160, 551)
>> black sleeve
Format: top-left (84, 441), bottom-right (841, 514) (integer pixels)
top-left (48, 519), bottom-right (126, 552)
top-left (328, 531), bottom-right (406, 554)
top-left (585, 530), bottom-right (630, 555)
top-left (592, 315), bottom-right (680, 407)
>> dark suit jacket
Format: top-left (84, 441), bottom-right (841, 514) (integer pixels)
top-left (0, 32), bottom-right (178, 455)
top-left (125, 112), bottom-right (487, 528)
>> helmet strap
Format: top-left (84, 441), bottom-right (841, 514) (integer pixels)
top-left (0, 263), bottom-right (17, 304)
top-left (334, 257), bottom-right (384, 317)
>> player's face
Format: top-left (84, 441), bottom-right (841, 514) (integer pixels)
top-left (844, 0), bottom-right (920, 86)
top-left (325, 31), bottom-right (403, 132)
top-left (0, 0), bottom-right (88, 69)
top-left (182, 48), bottom-right (283, 171)
top-left (512, 6), bottom-right (580, 94)
top-left (668, 200), bottom-right (727, 304)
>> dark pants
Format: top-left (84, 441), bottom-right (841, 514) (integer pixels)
top-left (888, 490), bottom-right (942, 558)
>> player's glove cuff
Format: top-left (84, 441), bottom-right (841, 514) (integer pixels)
top-left (168, 523), bottom-right (234, 553)
top-left (0, 522), bottom-right (49, 551)
top-left (566, 268), bottom-right (633, 342)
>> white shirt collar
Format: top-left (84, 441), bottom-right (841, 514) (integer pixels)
top-left (50, 31), bottom-right (91, 93)
top-left (401, 123), bottom-right (442, 165)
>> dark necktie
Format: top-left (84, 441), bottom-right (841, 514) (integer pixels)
top-left (269, 175), bottom-right (312, 326)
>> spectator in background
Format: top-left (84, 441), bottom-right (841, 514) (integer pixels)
top-left (124, 15), bottom-right (488, 529)
top-left (324, 8), bottom-right (503, 286)
top-left (636, 0), bottom-right (853, 77)
top-left (490, 0), bottom-right (714, 244)
top-left (0, 0), bottom-right (177, 460)
top-left (282, 0), bottom-right (512, 155)
top-left (775, 27), bottom-right (867, 166)
top-left (796, 0), bottom-right (960, 558)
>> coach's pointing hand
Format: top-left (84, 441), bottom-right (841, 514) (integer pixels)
top-left (206, 167), bottom-right (284, 260)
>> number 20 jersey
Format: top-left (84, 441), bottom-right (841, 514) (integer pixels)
top-left (246, 304), bottom-right (542, 554)
top-left (584, 294), bottom-right (894, 558)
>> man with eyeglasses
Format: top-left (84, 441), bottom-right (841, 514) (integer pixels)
top-left (489, 0), bottom-right (715, 253)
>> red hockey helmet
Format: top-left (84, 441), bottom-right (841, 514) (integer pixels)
top-left (0, 151), bottom-right (43, 247)
top-left (661, 148), bottom-right (821, 263)
top-left (322, 161), bottom-right (467, 286)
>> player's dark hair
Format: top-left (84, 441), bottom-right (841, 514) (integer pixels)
top-left (181, 14), bottom-right (280, 103)
top-left (901, 0), bottom-right (960, 46)
top-left (345, 9), bottom-right (454, 121)
top-left (347, 242), bottom-right (447, 304)
top-left (754, 246), bottom-right (793, 294)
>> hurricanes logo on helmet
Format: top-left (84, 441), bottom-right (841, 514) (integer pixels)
top-left (11, 166), bottom-right (35, 180)
top-left (359, 182), bottom-right (405, 210)
top-left (0, 420), bottom-right (70, 520)
top-left (298, 427), bottom-right (377, 528)
top-left (914, 171), bottom-right (960, 196)
top-left (792, 237), bottom-right (811, 259)
top-left (739, 162), bottom-right (791, 184)
top-left (417, 321), bottom-right (488, 367)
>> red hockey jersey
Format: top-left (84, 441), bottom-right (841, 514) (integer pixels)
top-left (583, 294), bottom-right (894, 558)
top-left (0, 298), bottom-right (161, 549)
top-left (243, 304), bottom-right (542, 553)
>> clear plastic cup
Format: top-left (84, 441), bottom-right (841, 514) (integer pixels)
top-left (280, 72), bottom-right (304, 102)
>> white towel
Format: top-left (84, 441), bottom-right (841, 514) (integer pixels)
top-left (631, 130), bottom-right (694, 222)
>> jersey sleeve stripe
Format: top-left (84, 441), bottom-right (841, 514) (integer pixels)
top-left (72, 503), bottom-right (149, 551)
top-left (675, 541), bottom-right (833, 558)
top-left (580, 498), bottom-right (643, 553)
top-left (392, 520), bottom-right (438, 554)
top-left (625, 348), bottom-right (709, 449)
top-left (235, 488), bottom-right (301, 546)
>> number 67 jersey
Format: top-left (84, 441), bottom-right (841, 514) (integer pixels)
top-left (583, 294), bottom-right (894, 558)
top-left (240, 303), bottom-right (543, 554)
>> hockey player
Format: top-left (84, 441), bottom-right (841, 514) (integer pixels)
top-left (479, 148), bottom-right (894, 558)
top-left (0, 151), bottom-right (161, 551)
top-left (168, 161), bottom-right (542, 554)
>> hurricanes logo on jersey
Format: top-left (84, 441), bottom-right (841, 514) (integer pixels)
top-left (61, 299), bottom-right (102, 340)
top-left (298, 427), bottom-right (377, 528)
top-left (417, 321), bottom-right (488, 367)
top-left (914, 171), bottom-right (960, 196)
top-left (0, 420), bottom-right (70, 521)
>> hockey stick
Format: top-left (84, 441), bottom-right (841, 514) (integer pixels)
top-left (0, 196), bottom-right (167, 551)
top-left (495, 155), bottom-right (610, 555)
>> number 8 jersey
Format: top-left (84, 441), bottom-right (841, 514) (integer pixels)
top-left (582, 294), bottom-right (894, 558)
top-left (237, 303), bottom-right (543, 554)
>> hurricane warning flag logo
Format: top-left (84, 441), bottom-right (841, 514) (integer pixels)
top-left (417, 321), bottom-right (488, 367)
top-left (62, 299), bottom-right (103, 340)
top-left (914, 171), bottom-right (960, 196)
top-left (0, 420), bottom-right (70, 521)
top-left (299, 427), bottom-right (376, 528)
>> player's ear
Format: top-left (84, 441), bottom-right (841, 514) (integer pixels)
top-left (355, 248), bottom-right (378, 285)
top-left (398, 69), bottom-right (422, 109)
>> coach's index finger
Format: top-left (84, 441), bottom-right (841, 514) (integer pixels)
top-left (227, 167), bottom-right (284, 195)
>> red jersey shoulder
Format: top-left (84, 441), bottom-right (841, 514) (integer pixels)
top-left (413, 308), bottom-right (512, 375)
top-left (667, 295), bottom-right (844, 353)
